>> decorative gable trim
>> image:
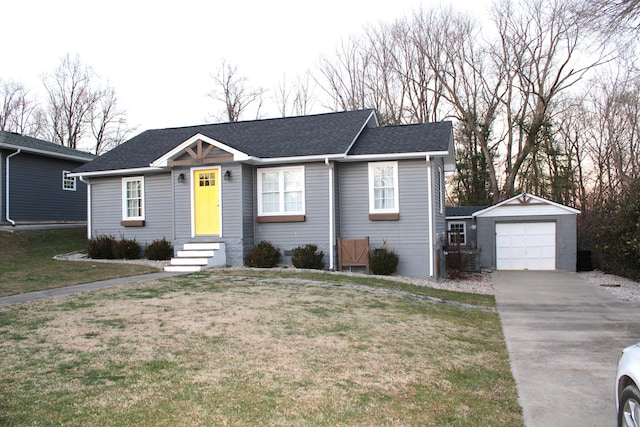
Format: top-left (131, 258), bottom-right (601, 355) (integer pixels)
top-left (473, 193), bottom-right (581, 218)
top-left (150, 133), bottom-right (251, 168)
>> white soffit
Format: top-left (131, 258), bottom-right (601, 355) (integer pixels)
top-left (473, 193), bottom-right (580, 218)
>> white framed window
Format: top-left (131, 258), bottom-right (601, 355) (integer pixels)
top-left (448, 222), bottom-right (466, 245)
top-left (122, 177), bottom-right (145, 220)
top-left (62, 170), bottom-right (76, 191)
top-left (257, 166), bottom-right (305, 216)
top-left (368, 161), bottom-right (399, 214)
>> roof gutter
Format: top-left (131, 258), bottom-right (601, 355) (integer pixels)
top-left (68, 166), bottom-right (164, 178)
top-left (5, 149), bottom-right (21, 226)
top-left (0, 142), bottom-right (94, 163)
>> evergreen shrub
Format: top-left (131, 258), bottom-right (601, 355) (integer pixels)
top-left (369, 242), bottom-right (399, 275)
top-left (291, 244), bottom-right (325, 270)
top-left (245, 241), bottom-right (281, 268)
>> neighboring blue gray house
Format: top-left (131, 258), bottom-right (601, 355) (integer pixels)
top-left (72, 109), bottom-right (455, 279)
top-left (0, 131), bottom-right (95, 225)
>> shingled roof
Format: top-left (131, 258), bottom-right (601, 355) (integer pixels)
top-left (446, 206), bottom-right (488, 218)
top-left (0, 131), bottom-right (95, 162)
top-left (74, 109), bottom-right (454, 174)
top-left (349, 122), bottom-right (452, 155)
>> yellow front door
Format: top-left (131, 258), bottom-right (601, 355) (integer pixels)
top-left (194, 169), bottom-right (220, 235)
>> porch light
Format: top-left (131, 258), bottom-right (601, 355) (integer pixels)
top-left (224, 170), bottom-right (231, 181)
top-left (177, 173), bottom-right (185, 183)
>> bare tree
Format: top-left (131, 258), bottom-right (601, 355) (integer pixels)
top-left (42, 54), bottom-right (98, 149)
top-left (42, 54), bottom-right (131, 153)
top-left (316, 37), bottom-right (371, 112)
top-left (90, 86), bottom-right (132, 155)
top-left (0, 79), bottom-right (45, 136)
top-left (292, 71), bottom-right (316, 116)
top-left (273, 71), bottom-right (316, 117)
top-left (208, 61), bottom-right (266, 122)
top-left (582, 0), bottom-right (640, 34)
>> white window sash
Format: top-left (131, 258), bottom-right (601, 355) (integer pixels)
top-left (368, 161), bottom-right (399, 214)
top-left (122, 177), bottom-right (145, 220)
top-left (62, 170), bottom-right (76, 191)
top-left (448, 222), bottom-right (466, 245)
top-left (257, 166), bottom-right (305, 216)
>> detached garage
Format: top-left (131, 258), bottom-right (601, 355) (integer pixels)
top-left (473, 193), bottom-right (580, 271)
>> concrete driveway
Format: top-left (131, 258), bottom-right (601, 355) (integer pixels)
top-left (493, 271), bottom-right (640, 427)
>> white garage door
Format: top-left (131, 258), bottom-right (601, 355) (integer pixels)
top-left (496, 222), bottom-right (556, 270)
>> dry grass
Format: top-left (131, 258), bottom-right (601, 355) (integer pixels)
top-left (0, 271), bottom-right (523, 426)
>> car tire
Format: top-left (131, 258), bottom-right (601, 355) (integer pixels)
top-left (619, 384), bottom-right (640, 427)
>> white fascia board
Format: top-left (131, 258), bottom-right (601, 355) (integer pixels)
top-left (249, 153), bottom-right (344, 165)
top-left (150, 133), bottom-right (250, 167)
top-left (473, 193), bottom-right (581, 217)
top-left (445, 216), bottom-right (474, 220)
top-left (68, 166), bottom-right (164, 178)
top-left (342, 150), bottom-right (450, 162)
top-left (444, 133), bottom-right (456, 172)
top-left (0, 142), bottom-right (94, 163)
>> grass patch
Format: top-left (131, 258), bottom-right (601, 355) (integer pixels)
top-left (0, 270), bottom-right (523, 426)
top-left (0, 228), bottom-right (158, 296)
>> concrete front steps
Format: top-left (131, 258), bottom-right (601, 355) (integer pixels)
top-left (164, 242), bottom-right (226, 272)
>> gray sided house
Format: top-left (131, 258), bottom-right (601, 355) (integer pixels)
top-left (0, 131), bottom-right (95, 224)
top-left (72, 110), bottom-right (455, 279)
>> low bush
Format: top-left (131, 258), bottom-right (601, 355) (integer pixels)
top-left (145, 238), bottom-right (174, 260)
top-left (369, 242), bottom-right (399, 275)
top-left (245, 241), bottom-right (281, 268)
top-left (291, 244), bottom-right (325, 270)
top-left (114, 237), bottom-right (141, 259)
top-left (87, 235), bottom-right (117, 259)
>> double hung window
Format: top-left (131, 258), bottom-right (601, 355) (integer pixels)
top-left (368, 161), bottom-right (399, 214)
top-left (257, 166), bottom-right (305, 216)
top-left (122, 177), bottom-right (145, 220)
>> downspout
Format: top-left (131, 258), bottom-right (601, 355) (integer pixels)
top-left (325, 158), bottom-right (335, 270)
top-left (79, 176), bottom-right (91, 239)
top-left (5, 149), bottom-right (21, 226)
top-left (426, 155), bottom-right (434, 278)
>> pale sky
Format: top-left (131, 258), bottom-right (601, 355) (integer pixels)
top-left (4, 0), bottom-right (490, 134)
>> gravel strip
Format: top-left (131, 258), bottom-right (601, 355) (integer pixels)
top-left (578, 270), bottom-right (640, 303)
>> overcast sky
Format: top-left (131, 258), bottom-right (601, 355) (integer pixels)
top-left (4, 0), bottom-right (490, 134)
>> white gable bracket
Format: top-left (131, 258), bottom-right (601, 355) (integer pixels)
top-left (150, 133), bottom-right (250, 167)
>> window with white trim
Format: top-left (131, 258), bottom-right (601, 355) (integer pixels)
top-left (122, 177), bottom-right (145, 220)
top-left (448, 222), bottom-right (466, 245)
top-left (62, 171), bottom-right (76, 191)
top-left (257, 166), bottom-right (305, 216)
top-left (368, 161), bottom-right (399, 213)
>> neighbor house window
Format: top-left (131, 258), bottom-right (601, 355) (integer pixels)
top-left (368, 161), bottom-right (399, 214)
top-left (448, 222), bottom-right (466, 245)
top-left (62, 171), bottom-right (76, 191)
top-left (257, 166), bottom-right (305, 216)
top-left (122, 177), bottom-right (145, 220)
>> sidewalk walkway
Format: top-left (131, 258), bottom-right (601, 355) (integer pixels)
top-left (0, 272), bottom-right (181, 308)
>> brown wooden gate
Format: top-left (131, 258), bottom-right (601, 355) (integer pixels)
top-left (337, 237), bottom-right (370, 274)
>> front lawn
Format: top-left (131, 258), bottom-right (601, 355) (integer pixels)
top-left (0, 228), bottom-right (159, 296)
top-left (0, 270), bottom-right (523, 426)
